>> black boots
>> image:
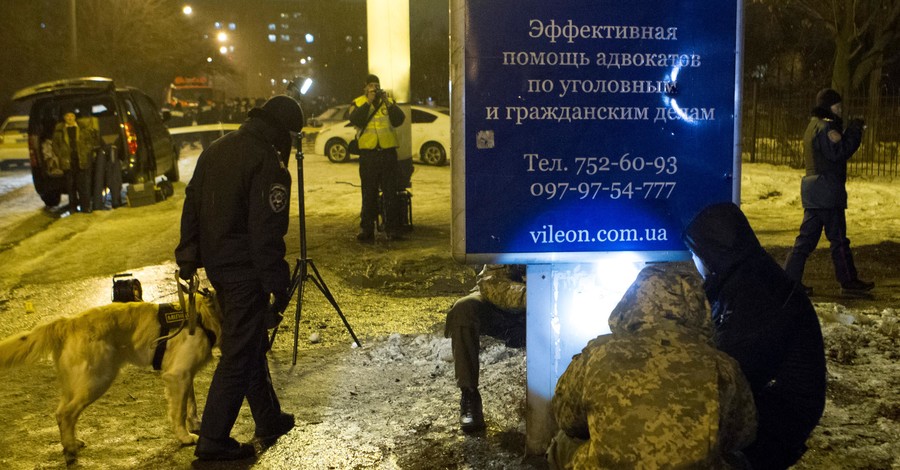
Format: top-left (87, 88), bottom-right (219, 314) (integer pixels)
top-left (459, 387), bottom-right (485, 433)
top-left (254, 412), bottom-right (295, 448)
top-left (841, 279), bottom-right (875, 296)
top-left (195, 436), bottom-right (255, 461)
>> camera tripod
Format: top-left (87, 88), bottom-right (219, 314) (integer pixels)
top-left (274, 135), bottom-right (361, 365)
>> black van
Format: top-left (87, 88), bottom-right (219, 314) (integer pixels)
top-left (13, 77), bottom-right (179, 207)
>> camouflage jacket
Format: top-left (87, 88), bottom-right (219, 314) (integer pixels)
top-left (552, 263), bottom-right (756, 469)
top-left (51, 122), bottom-right (99, 171)
top-left (475, 264), bottom-right (526, 313)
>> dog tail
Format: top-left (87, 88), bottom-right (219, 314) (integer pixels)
top-left (0, 319), bottom-right (67, 368)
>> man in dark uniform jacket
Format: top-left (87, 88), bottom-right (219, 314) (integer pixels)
top-left (175, 95), bottom-right (303, 461)
top-left (783, 88), bottom-right (873, 296)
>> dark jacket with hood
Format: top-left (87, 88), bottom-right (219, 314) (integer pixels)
top-left (683, 202), bottom-right (826, 468)
top-left (175, 111), bottom-right (293, 295)
top-left (801, 106), bottom-right (864, 209)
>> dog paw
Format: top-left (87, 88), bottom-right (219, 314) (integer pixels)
top-left (62, 440), bottom-right (86, 463)
top-left (178, 432), bottom-right (199, 446)
top-left (63, 439), bottom-right (84, 465)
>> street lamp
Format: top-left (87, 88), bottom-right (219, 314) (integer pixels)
top-left (183, 5), bottom-right (193, 16)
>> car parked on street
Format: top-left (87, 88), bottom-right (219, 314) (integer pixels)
top-left (0, 115), bottom-right (29, 169)
top-left (13, 77), bottom-right (179, 207)
top-left (313, 105), bottom-right (450, 165)
top-left (306, 104), bottom-right (350, 128)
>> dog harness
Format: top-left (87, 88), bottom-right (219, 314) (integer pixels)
top-left (153, 303), bottom-right (217, 370)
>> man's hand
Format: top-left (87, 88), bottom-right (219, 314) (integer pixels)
top-left (266, 289), bottom-right (290, 329)
top-left (178, 268), bottom-right (196, 281)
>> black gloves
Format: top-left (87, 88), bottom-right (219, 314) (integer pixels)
top-left (178, 268), bottom-right (196, 281)
top-left (266, 289), bottom-right (290, 329)
top-left (848, 118), bottom-right (866, 130)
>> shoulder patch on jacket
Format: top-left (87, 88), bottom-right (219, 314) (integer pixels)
top-left (269, 183), bottom-right (288, 213)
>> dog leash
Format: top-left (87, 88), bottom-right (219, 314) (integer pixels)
top-left (175, 270), bottom-right (200, 336)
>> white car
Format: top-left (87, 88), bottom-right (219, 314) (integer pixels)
top-left (306, 104), bottom-right (350, 128)
top-left (0, 115), bottom-right (29, 169)
top-left (313, 105), bottom-right (450, 165)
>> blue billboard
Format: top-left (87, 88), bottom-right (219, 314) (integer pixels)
top-left (451, 0), bottom-right (743, 263)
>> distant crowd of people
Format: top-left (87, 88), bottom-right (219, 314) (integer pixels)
top-left (167, 97), bottom-right (268, 129)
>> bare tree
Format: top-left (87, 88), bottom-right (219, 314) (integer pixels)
top-left (0, 0), bottom-right (235, 108)
top-left (0, 2), bottom-right (69, 106)
top-left (75, 0), bottom-right (232, 101)
top-left (788, 0), bottom-right (900, 101)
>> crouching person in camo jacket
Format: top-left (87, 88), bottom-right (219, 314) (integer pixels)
top-left (444, 264), bottom-right (526, 433)
top-left (549, 263), bottom-right (757, 469)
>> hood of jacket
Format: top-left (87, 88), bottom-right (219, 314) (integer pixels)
top-left (241, 112), bottom-right (293, 164)
top-left (811, 105), bottom-right (842, 127)
top-left (681, 202), bottom-right (767, 286)
top-left (607, 263), bottom-right (711, 340)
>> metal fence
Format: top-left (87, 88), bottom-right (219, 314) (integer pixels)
top-left (741, 89), bottom-right (900, 178)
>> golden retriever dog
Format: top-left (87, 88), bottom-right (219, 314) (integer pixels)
top-left (0, 294), bottom-right (222, 464)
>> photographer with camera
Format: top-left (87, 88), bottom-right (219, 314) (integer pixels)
top-left (782, 88), bottom-right (874, 297)
top-left (348, 73), bottom-right (406, 243)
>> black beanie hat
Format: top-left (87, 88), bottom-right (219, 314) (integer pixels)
top-left (250, 95), bottom-right (304, 133)
top-left (365, 74), bottom-right (380, 85)
top-left (816, 88), bottom-right (842, 109)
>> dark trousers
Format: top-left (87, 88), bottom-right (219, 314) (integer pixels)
top-left (66, 166), bottom-right (92, 212)
top-left (444, 293), bottom-right (526, 389)
top-left (92, 150), bottom-right (123, 208)
top-left (742, 390), bottom-right (820, 470)
top-left (358, 148), bottom-right (400, 234)
top-left (201, 278), bottom-right (283, 441)
top-left (784, 208), bottom-right (859, 285)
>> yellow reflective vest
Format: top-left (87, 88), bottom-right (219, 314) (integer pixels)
top-left (352, 95), bottom-right (400, 150)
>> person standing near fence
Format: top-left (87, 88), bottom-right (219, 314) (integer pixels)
top-left (783, 88), bottom-right (874, 297)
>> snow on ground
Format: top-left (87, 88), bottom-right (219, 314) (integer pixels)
top-left (0, 154), bottom-right (898, 469)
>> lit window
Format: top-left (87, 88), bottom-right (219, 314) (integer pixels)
top-left (268, 24), bottom-right (276, 31)
top-left (281, 34), bottom-right (290, 41)
top-left (268, 34), bottom-right (276, 42)
top-left (305, 33), bottom-right (314, 43)
top-left (228, 23), bottom-right (236, 30)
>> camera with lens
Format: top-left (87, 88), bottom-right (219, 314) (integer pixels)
top-left (374, 87), bottom-right (387, 100)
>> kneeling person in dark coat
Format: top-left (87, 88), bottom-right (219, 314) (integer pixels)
top-left (683, 202), bottom-right (827, 469)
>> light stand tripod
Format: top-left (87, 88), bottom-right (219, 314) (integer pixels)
top-left (277, 133), bottom-right (361, 365)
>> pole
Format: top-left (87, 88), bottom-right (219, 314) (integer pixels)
top-left (69, 0), bottom-right (78, 65)
top-left (277, 135), bottom-right (361, 365)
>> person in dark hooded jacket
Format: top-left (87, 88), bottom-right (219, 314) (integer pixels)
top-left (683, 202), bottom-right (827, 469)
top-left (175, 95), bottom-right (302, 461)
top-left (783, 88), bottom-right (872, 296)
